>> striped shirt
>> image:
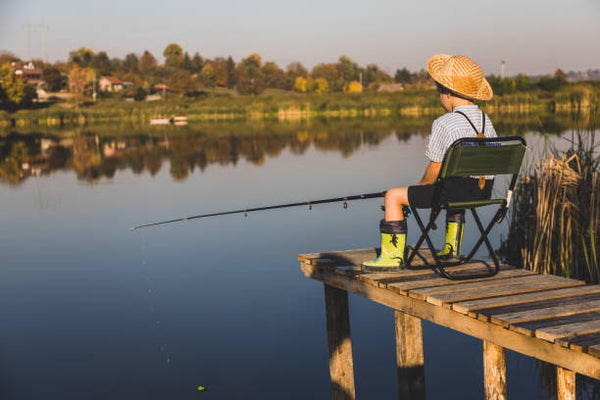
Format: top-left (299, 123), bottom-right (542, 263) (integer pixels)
top-left (425, 105), bottom-right (497, 163)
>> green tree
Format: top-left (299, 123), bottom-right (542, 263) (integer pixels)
top-left (0, 51), bottom-right (19, 66)
top-left (394, 67), bottom-right (414, 84)
top-left (226, 56), bottom-right (236, 88)
top-left (514, 74), bottom-right (533, 91)
top-left (163, 43), bottom-right (184, 68)
top-left (181, 52), bottom-right (193, 71)
top-left (167, 69), bottom-right (195, 95)
top-left (69, 47), bottom-right (94, 67)
top-left (337, 56), bottom-right (360, 83)
top-left (123, 53), bottom-right (139, 74)
top-left (235, 54), bottom-right (265, 95)
top-left (21, 84), bottom-right (37, 106)
top-left (262, 61), bottom-right (285, 89)
top-left (200, 62), bottom-right (216, 87)
top-left (68, 65), bottom-right (92, 104)
top-left (192, 52), bottom-right (204, 72)
top-left (138, 50), bottom-right (157, 76)
top-left (91, 51), bottom-right (112, 75)
top-left (285, 61), bottom-right (308, 90)
top-left (363, 64), bottom-right (391, 87)
top-left (43, 67), bottom-right (65, 91)
top-left (538, 70), bottom-right (568, 92)
top-left (212, 58), bottom-right (229, 87)
top-left (311, 63), bottom-right (341, 90)
top-left (0, 63), bottom-right (25, 106)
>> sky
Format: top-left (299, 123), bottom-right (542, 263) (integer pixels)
top-left (0, 0), bottom-right (599, 76)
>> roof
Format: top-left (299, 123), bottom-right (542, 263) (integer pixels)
top-left (100, 76), bottom-right (123, 84)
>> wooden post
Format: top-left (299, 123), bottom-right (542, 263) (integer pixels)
top-left (483, 340), bottom-right (506, 400)
top-left (324, 284), bottom-right (355, 400)
top-left (395, 311), bottom-right (425, 400)
top-left (557, 367), bottom-right (576, 400)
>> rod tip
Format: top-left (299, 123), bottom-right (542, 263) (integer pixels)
top-left (129, 227), bottom-right (137, 232)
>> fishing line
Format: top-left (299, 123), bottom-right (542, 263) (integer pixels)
top-left (134, 229), bottom-right (174, 367)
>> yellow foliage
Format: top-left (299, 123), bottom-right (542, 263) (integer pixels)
top-left (315, 78), bottom-right (329, 94)
top-left (344, 80), bottom-right (363, 93)
top-left (294, 76), bottom-right (307, 93)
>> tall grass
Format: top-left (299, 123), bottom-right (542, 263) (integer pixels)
top-left (501, 111), bottom-right (599, 282)
top-left (499, 110), bottom-right (600, 398)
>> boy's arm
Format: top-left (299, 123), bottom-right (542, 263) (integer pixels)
top-left (417, 161), bottom-right (441, 185)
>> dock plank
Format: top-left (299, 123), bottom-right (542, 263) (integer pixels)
top-left (535, 317), bottom-right (600, 343)
top-left (299, 248), bottom-right (377, 266)
top-left (422, 276), bottom-right (584, 306)
top-left (451, 285), bottom-right (597, 315)
top-left (509, 312), bottom-right (600, 337)
top-left (490, 299), bottom-right (600, 328)
top-left (586, 344), bottom-right (600, 358)
top-left (366, 263), bottom-right (513, 290)
top-left (556, 332), bottom-right (600, 352)
top-left (473, 293), bottom-right (600, 323)
top-left (409, 274), bottom-right (549, 300)
top-left (388, 268), bottom-right (533, 295)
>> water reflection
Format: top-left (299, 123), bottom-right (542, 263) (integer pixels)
top-left (0, 113), bottom-right (596, 399)
top-left (0, 120), bottom-right (426, 184)
top-left (0, 112), bottom-right (583, 185)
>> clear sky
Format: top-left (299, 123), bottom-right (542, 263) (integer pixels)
top-left (0, 0), bottom-right (598, 75)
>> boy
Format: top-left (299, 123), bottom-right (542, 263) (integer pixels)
top-left (363, 54), bottom-right (496, 271)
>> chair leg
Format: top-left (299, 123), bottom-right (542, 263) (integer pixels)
top-left (407, 207), bottom-right (501, 280)
top-left (405, 207), bottom-right (440, 267)
top-left (467, 209), bottom-right (501, 271)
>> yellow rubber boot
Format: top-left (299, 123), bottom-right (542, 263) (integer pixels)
top-left (438, 211), bottom-right (464, 260)
top-left (362, 220), bottom-right (406, 272)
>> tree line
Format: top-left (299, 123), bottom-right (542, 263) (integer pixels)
top-left (0, 44), bottom-right (435, 106)
top-left (0, 43), bottom-right (585, 109)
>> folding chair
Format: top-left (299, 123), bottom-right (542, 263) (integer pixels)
top-left (405, 136), bottom-right (527, 280)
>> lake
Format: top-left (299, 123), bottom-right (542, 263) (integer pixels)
top-left (0, 116), bottom-right (594, 399)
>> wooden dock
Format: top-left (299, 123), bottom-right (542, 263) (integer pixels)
top-left (299, 247), bottom-right (600, 400)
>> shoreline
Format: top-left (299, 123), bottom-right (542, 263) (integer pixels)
top-left (1, 87), bottom-right (598, 129)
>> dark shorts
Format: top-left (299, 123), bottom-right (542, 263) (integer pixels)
top-left (407, 177), bottom-right (494, 209)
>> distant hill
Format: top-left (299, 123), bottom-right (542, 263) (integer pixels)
top-left (566, 69), bottom-right (600, 82)
top-left (527, 69), bottom-right (600, 83)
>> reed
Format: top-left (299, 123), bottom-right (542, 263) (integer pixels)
top-left (501, 111), bottom-right (599, 282)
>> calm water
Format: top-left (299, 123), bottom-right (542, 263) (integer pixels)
top-left (0, 118), bottom-right (590, 399)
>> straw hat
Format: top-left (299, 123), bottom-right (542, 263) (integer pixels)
top-left (427, 54), bottom-right (493, 101)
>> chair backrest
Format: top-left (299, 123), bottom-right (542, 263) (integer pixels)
top-left (439, 136), bottom-right (527, 179)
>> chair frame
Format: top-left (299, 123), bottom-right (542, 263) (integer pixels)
top-left (405, 136), bottom-right (527, 280)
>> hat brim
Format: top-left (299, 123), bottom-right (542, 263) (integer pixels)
top-left (427, 54), bottom-right (493, 101)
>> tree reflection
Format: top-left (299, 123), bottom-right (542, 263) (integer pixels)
top-left (0, 113), bottom-right (582, 185)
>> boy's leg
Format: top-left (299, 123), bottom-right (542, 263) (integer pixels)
top-left (362, 186), bottom-right (409, 271)
top-left (438, 209), bottom-right (465, 260)
top-left (384, 187), bottom-right (410, 221)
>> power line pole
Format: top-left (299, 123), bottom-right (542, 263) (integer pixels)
top-left (24, 23), bottom-right (49, 61)
top-left (501, 60), bottom-right (506, 79)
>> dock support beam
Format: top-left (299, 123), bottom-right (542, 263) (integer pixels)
top-left (395, 311), bottom-right (425, 400)
top-left (557, 367), bottom-right (576, 400)
top-left (483, 341), bottom-right (506, 400)
top-left (324, 284), bottom-right (355, 400)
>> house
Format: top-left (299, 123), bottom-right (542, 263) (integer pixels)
top-left (154, 83), bottom-right (168, 93)
top-left (377, 83), bottom-right (404, 93)
top-left (99, 76), bottom-right (124, 92)
top-left (11, 61), bottom-right (43, 84)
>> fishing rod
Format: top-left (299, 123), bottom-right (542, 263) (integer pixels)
top-left (130, 191), bottom-right (386, 231)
